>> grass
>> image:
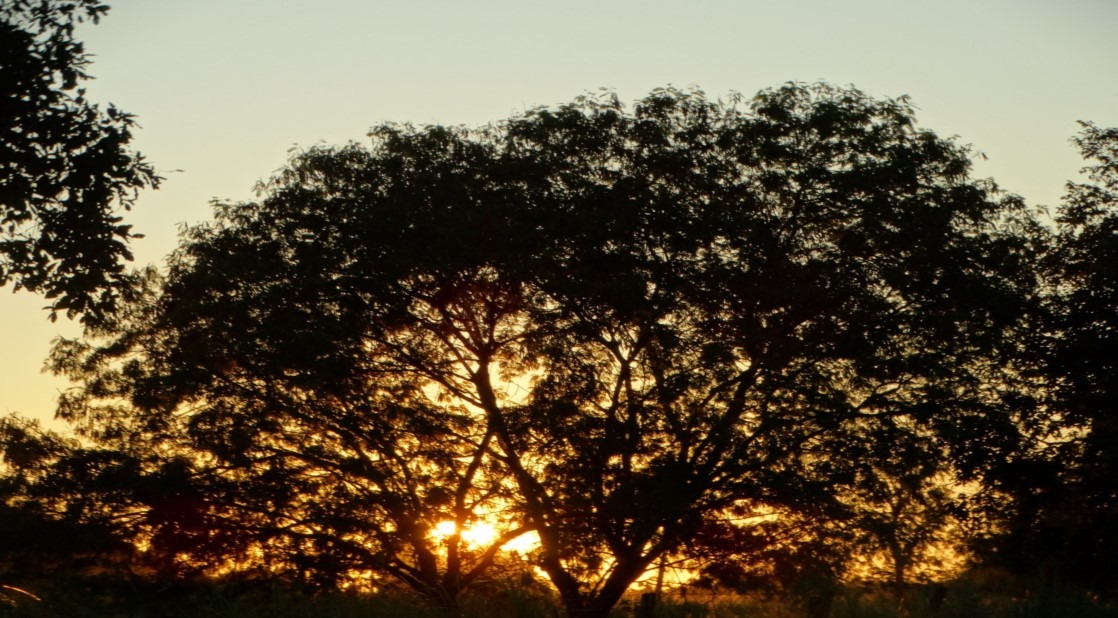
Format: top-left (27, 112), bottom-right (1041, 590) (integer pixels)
top-left (2, 578), bottom-right (1115, 617)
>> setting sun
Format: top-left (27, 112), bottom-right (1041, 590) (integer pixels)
top-left (430, 520), bottom-right (540, 555)
top-left (430, 520), bottom-right (498, 548)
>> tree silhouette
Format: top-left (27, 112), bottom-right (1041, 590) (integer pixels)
top-left (1, 0), bottom-right (158, 323)
top-left (984, 123), bottom-right (1118, 595)
top-left (52, 84), bottom-right (1039, 617)
top-left (0, 415), bottom-right (138, 589)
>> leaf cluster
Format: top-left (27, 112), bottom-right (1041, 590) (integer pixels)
top-left (0, 0), bottom-right (159, 323)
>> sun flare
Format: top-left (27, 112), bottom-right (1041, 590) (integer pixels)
top-left (430, 520), bottom-right (498, 548)
top-left (430, 520), bottom-right (539, 554)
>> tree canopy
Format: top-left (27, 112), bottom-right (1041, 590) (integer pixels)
top-left (1, 0), bottom-right (158, 322)
top-left (45, 83), bottom-right (1043, 617)
top-left (979, 122), bottom-right (1118, 594)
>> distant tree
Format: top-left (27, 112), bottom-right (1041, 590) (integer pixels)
top-left (690, 425), bottom-right (971, 609)
top-left (839, 413), bottom-right (975, 591)
top-left (1, 0), bottom-right (158, 323)
top-left (0, 414), bottom-right (137, 589)
top-left (685, 501), bottom-right (852, 617)
top-left (846, 465), bottom-right (968, 602)
top-left (53, 83), bottom-right (1040, 617)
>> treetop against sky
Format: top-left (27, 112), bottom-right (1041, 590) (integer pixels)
top-left (1, 0), bottom-right (1116, 426)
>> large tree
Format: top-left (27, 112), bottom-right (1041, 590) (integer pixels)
top-left (53, 84), bottom-right (1039, 617)
top-left (1, 0), bottom-right (158, 322)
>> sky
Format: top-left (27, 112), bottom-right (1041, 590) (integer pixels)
top-left (3, 0), bottom-right (1117, 429)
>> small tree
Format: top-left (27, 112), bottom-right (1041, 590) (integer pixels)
top-left (1, 0), bottom-right (158, 323)
top-left (54, 84), bottom-right (1039, 617)
top-left (847, 464), bottom-right (969, 590)
top-left (0, 415), bottom-right (139, 588)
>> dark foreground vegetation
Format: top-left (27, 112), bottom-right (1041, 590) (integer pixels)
top-left (2, 573), bottom-right (1116, 618)
top-left (3, 2), bottom-right (1118, 618)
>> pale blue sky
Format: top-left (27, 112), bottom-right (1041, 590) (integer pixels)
top-left (3, 0), bottom-right (1116, 428)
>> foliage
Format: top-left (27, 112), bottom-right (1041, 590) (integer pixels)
top-left (49, 83), bottom-right (1040, 617)
top-left (0, 0), bottom-right (158, 323)
top-left (980, 122), bottom-right (1118, 594)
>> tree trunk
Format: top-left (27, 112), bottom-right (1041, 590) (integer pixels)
top-left (560, 557), bottom-right (652, 618)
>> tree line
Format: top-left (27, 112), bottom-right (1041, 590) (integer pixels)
top-left (2, 3), bottom-right (1116, 617)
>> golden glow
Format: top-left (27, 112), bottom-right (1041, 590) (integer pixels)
top-left (432, 520), bottom-right (458, 539)
top-left (460, 521), bottom-right (497, 547)
top-left (429, 520), bottom-right (502, 548)
top-left (430, 520), bottom-right (540, 554)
